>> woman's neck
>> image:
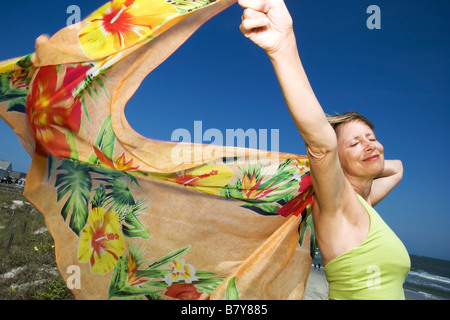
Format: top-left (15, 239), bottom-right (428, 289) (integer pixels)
top-left (345, 174), bottom-right (373, 204)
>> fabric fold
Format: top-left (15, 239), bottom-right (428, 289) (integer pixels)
top-left (0, 0), bottom-right (316, 300)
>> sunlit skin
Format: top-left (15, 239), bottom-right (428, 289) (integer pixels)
top-left (336, 120), bottom-right (385, 198)
top-left (238, 0), bottom-right (404, 266)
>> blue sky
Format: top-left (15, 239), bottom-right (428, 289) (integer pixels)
top-left (0, 0), bottom-right (449, 260)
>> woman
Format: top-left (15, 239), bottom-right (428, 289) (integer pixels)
top-left (238, 0), bottom-right (410, 299)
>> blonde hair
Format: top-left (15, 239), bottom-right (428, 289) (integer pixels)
top-left (326, 111), bottom-right (374, 133)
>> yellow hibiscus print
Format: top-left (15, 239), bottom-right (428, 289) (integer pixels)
top-left (78, 0), bottom-right (179, 59)
top-left (0, 57), bottom-right (19, 74)
top-left (78, 207), bottom-right (125, 275)
top-left (152, 163), bottom-right (234, 195)
top-left (241, 171), bottom-right (279, 200)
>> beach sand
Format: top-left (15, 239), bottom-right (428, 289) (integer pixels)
top-left (304, 267), bottom-right (329, 300)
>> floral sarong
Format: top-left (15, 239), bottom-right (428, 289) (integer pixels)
top-left (0, 0), bottom-right (315, 300)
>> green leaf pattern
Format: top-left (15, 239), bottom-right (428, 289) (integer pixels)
top-left (6, 0), bottom-right (315, 300)
top-left (0, 54), bottom-right (33, 113)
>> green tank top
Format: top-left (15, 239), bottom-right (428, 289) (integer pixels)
top-left (323, 194), bottom-right (410, 300)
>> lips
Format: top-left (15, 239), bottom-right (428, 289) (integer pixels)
top-left (363, 155), bottom-right (380, 161)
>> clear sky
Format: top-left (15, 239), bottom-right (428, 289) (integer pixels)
top-left (0, 0), bottom-right (449, 260)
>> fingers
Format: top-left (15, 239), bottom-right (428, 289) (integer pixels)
top-left (239, 1), bottom-right (270, 35)
top-left (240, 17), bottom-right (269, 35)
top-left (238, 0), bottom-right (270, 13)
top-left (242, 7), bottom-right (266, 20)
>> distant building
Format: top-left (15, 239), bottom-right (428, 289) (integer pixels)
top-left (0, 160), bottom-right (12, 179)
top-left (0, 160), bottom-right (26, 186)
top-left (10, 171), bottom-right (26, 185)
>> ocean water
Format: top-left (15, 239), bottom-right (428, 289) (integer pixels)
top-left (404, 254), bottom-right (450, 300)
top-left (312, 252), bottom-right (450, 300)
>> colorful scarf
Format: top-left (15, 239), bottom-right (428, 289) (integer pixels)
top-left (0, 0), bottom-right (315, 300)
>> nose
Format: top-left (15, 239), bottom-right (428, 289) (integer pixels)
top-left (365, 140), bottom-right (376, 151)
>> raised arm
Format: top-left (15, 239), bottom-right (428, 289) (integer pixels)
top-left (239, 0), bottom-right (350, 213)
top-left (371, 160), bottom-right (404, 206)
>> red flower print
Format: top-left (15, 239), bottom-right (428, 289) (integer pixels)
top-left (277, 173), bottom-right (314, 217)
top-left (26, 64), bottom-right (92, 157)
top-left (164, 283), bottom-right (203, 300)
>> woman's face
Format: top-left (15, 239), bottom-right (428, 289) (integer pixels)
top-left (336, 120), bottom-right (384, 180)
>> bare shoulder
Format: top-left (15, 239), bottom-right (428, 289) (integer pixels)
top-left (312, 185), bottom-right (370, 265)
